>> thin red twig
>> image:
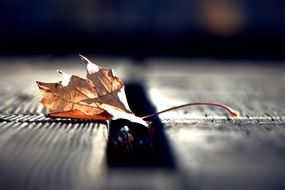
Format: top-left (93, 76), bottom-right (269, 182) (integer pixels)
top-left (141, 102), bottom-right (239, 120)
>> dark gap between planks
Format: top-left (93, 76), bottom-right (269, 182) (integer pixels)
top-left (107, 83), bottom-right (176, 169)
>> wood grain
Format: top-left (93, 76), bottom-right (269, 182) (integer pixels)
top-left (0, 56), bottom-right (284, 190)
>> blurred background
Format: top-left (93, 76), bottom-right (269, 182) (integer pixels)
top-left (0, 2), bottom-right (284, 190)
top-left (0, 0), bottom-right (284, 60)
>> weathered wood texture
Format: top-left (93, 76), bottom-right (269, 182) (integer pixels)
top-left (0, 56), bottom-right (284, 190)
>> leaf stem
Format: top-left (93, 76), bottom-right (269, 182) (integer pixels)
top-left (141, 102), bottom-right (239, 120)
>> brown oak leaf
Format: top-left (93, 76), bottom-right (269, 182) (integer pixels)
top-left (36, 55), bottom-right (147, 126)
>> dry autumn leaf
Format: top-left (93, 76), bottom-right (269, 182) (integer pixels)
top-left (37, 55), bottom-right (239, 128)
top-left (37, 55), bottom-right (148, 126)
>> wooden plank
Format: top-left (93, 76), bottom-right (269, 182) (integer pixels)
top-left (165, 122), bottom-right (285, 190)
top-left (0, 120), bottom-right (108, 190)
top-left (145, 59), bottom-right (285, 190)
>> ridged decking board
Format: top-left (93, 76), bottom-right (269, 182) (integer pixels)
top-left (0, 57), bottom-right (284, 190)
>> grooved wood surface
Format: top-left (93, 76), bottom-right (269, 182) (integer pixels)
top-left (0, 56), bottom-right (284, 190)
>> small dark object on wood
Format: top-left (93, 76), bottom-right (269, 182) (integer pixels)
top-left (107, 119), bottom-right (153, 167)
